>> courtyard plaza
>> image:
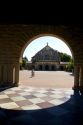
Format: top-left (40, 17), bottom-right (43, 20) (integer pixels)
top-left (0, 71), bottom-right (83, 125)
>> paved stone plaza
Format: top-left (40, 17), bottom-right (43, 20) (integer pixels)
top-left (19, 71), bottom-right (74, 88)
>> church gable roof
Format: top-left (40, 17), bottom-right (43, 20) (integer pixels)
top-left (37, 43), bottom-right (57, 54)
top-left (32, 43), bottom-right (60, 62)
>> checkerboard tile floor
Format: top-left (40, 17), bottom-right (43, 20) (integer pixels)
top-left (0, 86), bottom-right (73, 110)
top-left (1, 86), bottom-right (83, 125)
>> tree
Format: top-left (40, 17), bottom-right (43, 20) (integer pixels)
top-left (20, 57), bottom-right (28, 70)
top-left (66, 58), bottom-right (74, 72)
top-left (59, 52), bottom-right (72, 62)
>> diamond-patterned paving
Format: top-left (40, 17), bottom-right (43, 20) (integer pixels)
top-left (0, 86), bottom-right (72, 110)
top-left (0, 86), bottom-right (83, 125)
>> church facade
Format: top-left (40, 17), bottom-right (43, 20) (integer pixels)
top-left (31, 43), bottom-right (60, 71)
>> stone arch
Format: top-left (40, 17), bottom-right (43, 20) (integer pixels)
top-left (51, 65), bottom-right (56, 71)
top-left (45, 65), bottom-right (49, 71)
top-left (19, 33), bottom-right (74, 85)
top-left (60, 66), bottom-right (64, 71)
top-left (1, 25), bottom-right (83, 91)
top-left (39, 65), bottom-right (43, 70)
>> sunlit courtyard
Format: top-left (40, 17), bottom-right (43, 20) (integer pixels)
top-left (19, 70), bottom-right (74, 88)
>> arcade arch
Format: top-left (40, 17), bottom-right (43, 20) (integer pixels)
top-left (0, 25), bottom-right (83, 93)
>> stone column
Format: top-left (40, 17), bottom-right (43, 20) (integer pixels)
top-left (0, 63), bottom-right (20, 87)
top-left (0, 65), bottom-right (3, 83)
top-left (7, 65), bottom-right (13, 85)
top-left (0, 64), bottom-right (14, 85)
top-left (49, 65), bottom-right (52, 71)
top-left (14, 63), bottom-right (19, 86)
top-left (3, 65), bottom-right (8, 83)
top-left (79, 66), bottom-right (83, 94)
top-left (73, 65), bottom-right (80, 90)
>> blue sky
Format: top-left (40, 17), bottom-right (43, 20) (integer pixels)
top-left (23, 36), bottom-right (72, 61)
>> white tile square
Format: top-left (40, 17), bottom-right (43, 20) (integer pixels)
top-left (37, 90), bottom-right (48, 93)
top-left (34, 93), bottom-right (47, 97)
top-left (0, 95), bottom-right (9, 99)
top-left (29, 98), bottom-right (45, 104)
top-left (52, 91), bottom-right (62, 94)
top-left (0, 102), bottom-right (19, 109)
top-left (21, 104), bottom-right (41, 110)
top-left (11, 96), bottom-right (26, 101)
top-left (50, 94), bottom-right (65, 99)
top-left (65, 90), bottom-right (73, 95)
top-left (49, 99), bottom-right (64, 105)
top-left (19, 92), bottom-right (31, 96)
top-left (4, 91), bottom-right (16, 94)
top-left (11, 87), bottom-right (21, 91)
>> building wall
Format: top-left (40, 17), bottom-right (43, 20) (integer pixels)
top-left (34, 61), bottom-right (60, 71)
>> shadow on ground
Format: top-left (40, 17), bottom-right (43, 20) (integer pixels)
top-left (0, 90), bottom-right (83, 125)
top-left (69, 73), bottom-right (74, 76)
top-left (0, 84), bottom-right (15, 92)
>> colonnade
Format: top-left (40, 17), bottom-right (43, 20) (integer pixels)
top-left (0, 63), bottom-right (19, 86)
top-left (73, 65), bottom-right (83, 94)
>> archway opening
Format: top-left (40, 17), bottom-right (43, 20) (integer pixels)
top-left (45, 65), bottom-right (49, 71)
top-left (19, 35), bottom-right (74, 89)
top-left (51, 65), bottom-right (55, 71)
top-left (39, 65), bottom-right (42, 70)
top-left (18, 35), bottom-right (74, 110)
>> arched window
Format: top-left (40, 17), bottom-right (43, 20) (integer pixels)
top-left (39, 65), bottom-right (42, 70)
top-left (45, 65), bottom-right (49, 70)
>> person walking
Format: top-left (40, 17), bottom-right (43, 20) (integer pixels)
top-left (31, 68), bottom-right (35, 77)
